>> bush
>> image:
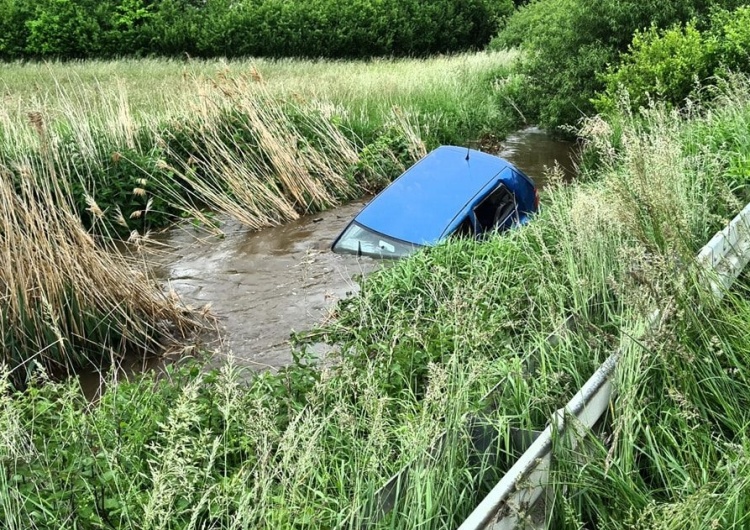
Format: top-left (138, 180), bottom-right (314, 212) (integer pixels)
top-left (491, 0), bottom-right (747, 130)
top-left (710, 6), bottom-right (750, 76)
top-left (595, 23), bottom-right (717, 112)
top-left (0, 0), bottom-right (32, 58)
top-left (595, 5), bottom-right (750, 113)
top-left (97, 0), bottom-right (155, 57)
top-left (25, 0), bottom-right (100, 58)
top-left (0, 0), bottom-right (513, 60)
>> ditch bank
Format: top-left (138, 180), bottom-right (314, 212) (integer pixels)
top-left (147, 128), bottom-right (576, 365)
top-left (79, 128), bottom-right (576, 396)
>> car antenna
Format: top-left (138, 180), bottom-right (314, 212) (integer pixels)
top-left (465, 146), bottom-right (470, 161)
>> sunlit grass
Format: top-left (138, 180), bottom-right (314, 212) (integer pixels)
top-left (1, 51), bottom-right (518, 143)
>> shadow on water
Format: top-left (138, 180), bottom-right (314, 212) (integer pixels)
top-left (80, 128), bottom-right (577, 396)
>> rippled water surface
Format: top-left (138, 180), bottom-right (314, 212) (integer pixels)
top-left (150, 200), bottom-right (379, 370)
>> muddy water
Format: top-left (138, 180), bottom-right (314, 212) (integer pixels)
top-left (150, 127), bottom-right (576, 369)
top-left (497, 127), bottom-right (578, 185)
top-left (149, 200), bottom-right (379, 371)
top-left (81, 128), bottom-right (576, 395)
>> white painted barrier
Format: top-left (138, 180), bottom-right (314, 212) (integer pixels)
top-left (458, 201), bottom-right (750, 530)
top-left (697, 201), bottom-right (750, 297)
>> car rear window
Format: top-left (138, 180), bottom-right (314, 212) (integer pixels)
top-left (332, 222), bottom-right (419, 259)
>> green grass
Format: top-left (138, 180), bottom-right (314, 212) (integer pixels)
top-left (3, 72), bottom-right (750, 528)
top-left (0, 51), bottom-right (519, 146)
top-left (0, 51), bottom-right (521, 239)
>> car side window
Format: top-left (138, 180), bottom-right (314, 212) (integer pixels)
top-left (452, 216), bottom-right (475, 238)
top-left (473, 184), bottom-right (517, 233)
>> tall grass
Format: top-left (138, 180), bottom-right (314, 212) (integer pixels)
top-left (0, 129), bottom-right (200, 382)
top-left (157, 78), bottom-right (425, 230)
top-left (3, 73), bottom-right (750, 529)
top-left (544, 81), bottom-right (750, 529)
top-left (1, 54), bottom-right (512, 236)
top-left (0, 51), bottom-right (519, 146)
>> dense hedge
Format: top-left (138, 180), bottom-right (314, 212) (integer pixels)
top-left (0, 0), bottom-right (512, 60)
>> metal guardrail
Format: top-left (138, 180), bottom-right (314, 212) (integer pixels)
top-left (697, 202), bottom-right (750, 296)
top-left (458, 201), bottom-right (750, 530)
top-left (362, 317), bottom-right (578, 526)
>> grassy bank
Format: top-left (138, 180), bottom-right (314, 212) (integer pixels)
top-left (2, 53), bottom-right (517, 124)
top-left (0, 51), bottom-right (521, 383)
top-left (0, 52), bottom-right (518, 237)
top-left (1, 52), bottom-right (518, 147)
top-left (4, 72), bottom-right (750, 528)
top-left (0, 140), bottom-right (201, 384)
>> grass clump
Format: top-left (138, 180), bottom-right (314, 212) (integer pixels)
top-left (0, 145), bottom-right (199, 383)
top-left (0, 352), bottom-right (507, 528)
top-left (0, 52), bottom-right (515, 236)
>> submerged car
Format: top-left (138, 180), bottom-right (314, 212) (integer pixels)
top-left (332, 146), bottom-right (538, 259)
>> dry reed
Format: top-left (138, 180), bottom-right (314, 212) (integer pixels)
top-left (0, 122), bottom-right (200, 380)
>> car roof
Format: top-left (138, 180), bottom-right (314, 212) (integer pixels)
top-left (354, 146), bottom-right (520, 245)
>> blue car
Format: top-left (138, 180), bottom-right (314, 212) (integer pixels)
top-left (332, 146), bottom-right (538, 259)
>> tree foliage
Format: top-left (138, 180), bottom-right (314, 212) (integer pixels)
top-left (596, 6), bottom-right (750, 112)
top-left (491, 0), bottom-right (748, 129)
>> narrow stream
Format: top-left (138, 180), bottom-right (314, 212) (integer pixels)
top-left (149, 200), bottom-right (378, 371)
top-left (81, 128), bottom-right (577, 394)
top-left (498, 126), bottom-right (577, 184)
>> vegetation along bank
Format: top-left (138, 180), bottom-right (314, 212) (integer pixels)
top-left (4, 74), bottom-right (750, 528)
top-left (2, 0), bottom-right (750, 527)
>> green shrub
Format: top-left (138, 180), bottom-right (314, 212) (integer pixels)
top-left (0, 0), bottom-right (32, 58)
top-left (595, 6), bottom-right (750, 113)
top-left (491, 0), bottom-right (747, 129)
top-left (595, 23), bottom-right (718, 112)
top-left (711, 6), bottom-right (750, 76)
top-left (0, 0), bottom-right (512, 60)
top-left (97, 0), bottom-right (154, 57)
top-left (25, 0), bottom-right (100, 58)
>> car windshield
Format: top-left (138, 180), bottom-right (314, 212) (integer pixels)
top-left (332, 222), bottom-right (419, 259)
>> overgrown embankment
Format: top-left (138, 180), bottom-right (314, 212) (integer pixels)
top-left (4, 73), bottom-right (750, 528)
top-left (0, 140), bottom-right (201, 385)
top-left (0, 52), bottom-right (519, 380)
top-left (1, 53), bottom-right (518, 237)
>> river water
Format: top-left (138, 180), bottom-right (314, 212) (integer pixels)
top-left (82, 128), bottom-right (576, 393)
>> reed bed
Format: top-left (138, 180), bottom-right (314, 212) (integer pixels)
top-left (156, 78), bottom-right (425, 230)
top-left (1, 57), bottom-right (455, 237)
top-left (0, 138), bottom-right (200, 383)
